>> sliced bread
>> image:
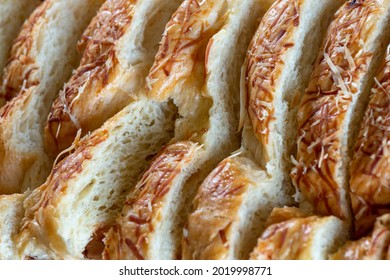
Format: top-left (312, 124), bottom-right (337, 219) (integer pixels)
top-left (291, 0), bottom-right (390, 222)
top-left (0, 0), bottom-right (105, 194)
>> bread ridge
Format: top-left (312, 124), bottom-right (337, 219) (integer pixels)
top-left (349, 44), bottom-right (390, 237)
top-left (183, 0), bottom-right (344, 260)
top-left (0, 0), bottom-right (40, 107)
top-left (331, 214), bottom-right (390, 260)
top-left (291, 0), bottom-right (390, 222)
top-left (249, 208), bottom-right (348, 260)
top-left (44, 0), bottom-right (183, 157)
top-left (0, 0), bottom-right (105, 195)
top-left (102, 0), bottom-right (265, 260)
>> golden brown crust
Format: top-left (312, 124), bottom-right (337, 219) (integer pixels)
top-left (0, 1), bottom-right (49, 103)
top-left (17, 130), bottom-right (108, 258)
top-left (182, 156), bottom-right (251, 260)
top-left (265, 207), bottom-right (310, 227)
top-left (331, 214), bottom-right (390, 260)
top-left (291, 0), bottom-right (381, 220)
top-left (0, 1), bottom-right (51, 194)
top-left (349, 46), bottom-right (390, 238)
top-left (146, 0), bottom-right (227, 101)
top-left (246, 0), bottom-right (300, 160)
top-left (250, 215), bottom-right (322, 260)
top-left (45, 0), bottom-right (136, 157)
top-left (103, 141), bottom-right (199, 260)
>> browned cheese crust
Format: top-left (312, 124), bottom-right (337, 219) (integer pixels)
top-left (0, 1), bottom-right (51, 194)
top-left (291, 0), bottom-right (380, 220)
top-left (0, 1), bottom-right (50, 104)
top-left (246, 0), bottom-right (300, 161)
top-left (146, 0), bottom-right (227, 101)
top-left (350, 46), bottom-right (390, 238)
top-left (103, 141), bottom-right (199, 260)
top-left (331, 214), bottom-right (390, 260)
top-left (182, 156), bottom-right (251, 260)
top-left (250, 214), bottom-right (321, 260)
top-left (264, 206), bottom-right (310, 227)
top-left (45, 0), bottom-right (136, 157)
top-left (17, 130), bottom-right (108, 258)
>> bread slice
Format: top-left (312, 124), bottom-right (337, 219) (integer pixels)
top-left (103, 0), bottom-right (266, 260)
top-left (291, 0), bottom-right (390, 222)
top-left (182, 0), bottom-right (344, 260)
top-left (250, 207), bottom-right (348, 260)
top-left (44, 0), bottom-right (183, 157)
top-left (0, 0), bottom-right (40, 107)
top-left (349, 45), bottom-right (390, 238)
top-left (0, 194), bottom-right (26, 259)
top-left (182, 152), bottom-right (291, 260)
top-left (15, 100), bottom-right (176, 259)
top-left (0, 0), bottom-right (105, 195)
top-left (331, 214), bottom-right (390, 260)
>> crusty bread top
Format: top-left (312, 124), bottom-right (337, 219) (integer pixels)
top-left (249, 208), bottom-right (344, 260)
top-left (291, 0), bottom-right (389, 220)
top-left (45, 0), bottom-right (136, 156)
top-left (182, 155), bottom-right (253, 260)
top-left (245, 0), bottom-right (301, 163)
top-left (0, 0), bottom-right (40, 106)
top-left (349, 45), bottom-right (390, 238)
top-left (250, 216), bottom-right (317, 260)
top-left (264, 206), bottom-right (310, 227)
top-left (146, 0), bottom-right (232, 143)
top-left (0, 1), bottom-right (50, 105)
top-left (146, 0), bottom-right (226, 102)
top-left (103, 141), bottom-right (199, 260)
top-left (331, 214), bottom-right (390, 260)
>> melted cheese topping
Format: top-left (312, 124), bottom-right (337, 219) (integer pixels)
top-left (103, 141), bottom-right (199, 260)
top-left (250, 215), bottom-right (321, 260)
top-left (183, 156), bottom-right (251, 260)
top-left (331, 214), bottom-right (390, 260)
top-left (45, 0), bottom-right (136, 156)
top-left (350, 45), bottom-right (390, 237)
top-left (246, 0), bottom-right (301, 158)
top-left (291, 0), bottom-right (381, 220)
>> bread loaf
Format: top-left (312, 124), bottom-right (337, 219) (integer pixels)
top-left (0, 0), bottom-right (40, 107)
top-left (45, 0), bottom-right (183, 157)
top-left (182, 0), bottom-right (344, 260)
top-left (102, 0), bottom-right (266, 260)
top-left (250, 207), bottom-right (348, 260)
top-left (0, 0), bottom-right (105, 194)
top-left (291, 0), bottom-right (390, 222)
top-left (349, 44), bottom-right (390, 238)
